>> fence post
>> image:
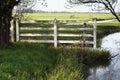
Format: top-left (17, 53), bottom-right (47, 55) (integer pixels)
top-left (16, 19), bottom-right (20, 42)
top-left (82, 22), bottom-right (87, 47)
top-left (93, 19), bottom-right (97, 80)
top-left (54, 18), bottom-right (58, 47)
top-left (93, 19), bottom-right (97, 49)
top-left (10, 19), bottom-right (15, 42)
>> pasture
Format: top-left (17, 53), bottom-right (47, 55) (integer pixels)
top-left (22, 13), bottom-right (114, 20)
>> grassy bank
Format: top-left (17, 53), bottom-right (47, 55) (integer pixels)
top-left (97, 21), bottom-right (120, 47)
top-left (0, 43), bottom-right (110, 80)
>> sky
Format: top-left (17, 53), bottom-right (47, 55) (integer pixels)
top-left (32, 0), bottom-right (120, 12)
top-left (32, 0), bottom-right (93, 12)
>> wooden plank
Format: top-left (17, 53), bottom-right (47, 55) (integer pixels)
top-left (58, 34), bottom-right (93, 37)
top-left (10, 19), bottom-right (14, 42)
top-left (54, 18), bottom-right (58, 47)
top-left (20, 33), bottom-right (93, 37)
top-left (16, 19), bottom-right (20, 41)
top-left (58, 28), bottom-right (93, 31)
top-left (20, 27), bottom-right (54, 30)
top-left (58, 40), bottom-right (94, 44)
top-left (20, 27), bottom-right (93, 31)
top-left (20, 34), bottom-right (54, 37)
top-left (21, 20), bottom-right (52, 23)
top-left (20, 40), bottom-right (93, 44)
top-left (21, 40), bottom-right (54, 43)
top-left (93, 19), bottom-right (97, 48)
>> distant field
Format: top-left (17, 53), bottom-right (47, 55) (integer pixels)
top-left (22, 13), bottom-right (114, 20)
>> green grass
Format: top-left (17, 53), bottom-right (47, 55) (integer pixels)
top-left (0, 43), bottom-right (58, 80)
top-left (97, 20), bottom-right (120, 26)
top-left (22, 13), bottom-right (114, 20)
top-left (0, 43), bottom-right (111, 80)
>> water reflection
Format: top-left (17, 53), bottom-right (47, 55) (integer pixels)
top-left (87, 32), bottom-right (120, 80)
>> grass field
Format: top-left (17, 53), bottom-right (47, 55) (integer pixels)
top-left (22, 13), bottom-right (114, 20)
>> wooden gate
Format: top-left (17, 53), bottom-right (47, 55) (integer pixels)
top-left (10, 19), bottom-right (97, 48)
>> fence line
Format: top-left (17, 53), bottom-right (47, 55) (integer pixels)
top-left (10, 19), bottom-right (97, 48)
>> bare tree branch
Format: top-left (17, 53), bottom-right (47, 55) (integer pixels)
top-left (67, 0), bottom-right (120, 22)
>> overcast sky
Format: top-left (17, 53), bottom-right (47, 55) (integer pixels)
top-left (32, 0), bottom-right (120, 12)
top-left (32, 0), bottom-right (93, 12)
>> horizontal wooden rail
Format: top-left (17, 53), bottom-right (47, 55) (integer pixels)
top-left (58, 40), bottom-right (93, 44)
top-left (20, 27), bottom-right (93, 31)
top-left (20, 33), bottom-right (93, 37)
top-left (20, 27), bottom-right (53, 30)
top-left (20, 34), bottom-right (53, 37)
top-left (21, 40), bottom-right (54, 43)
top-left (58, 28), bottom-right (93, 31)
top-left (21, 40), bottom-right (94, 44)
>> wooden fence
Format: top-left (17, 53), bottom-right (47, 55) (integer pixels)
top-left (10, 19), bottom-right (97, 48)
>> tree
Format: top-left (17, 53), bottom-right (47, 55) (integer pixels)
top-left (67, 0), bottom-right (120, 22)
top-left (14, 0), bottom-right (46, 15)
top-left (0, 0), bottom-right (20, 46)
top-left (0, 0), bottom-right (44, 46)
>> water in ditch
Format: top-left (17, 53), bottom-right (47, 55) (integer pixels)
top-left (87, 32), bottom-right (120, 80)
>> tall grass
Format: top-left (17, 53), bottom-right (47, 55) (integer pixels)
top-left (0, 43), bottom-right (58, 80)
top-left (58, 47), bottom-right (111, 79)
top-left (0, 43), bottom-right (111, 80)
